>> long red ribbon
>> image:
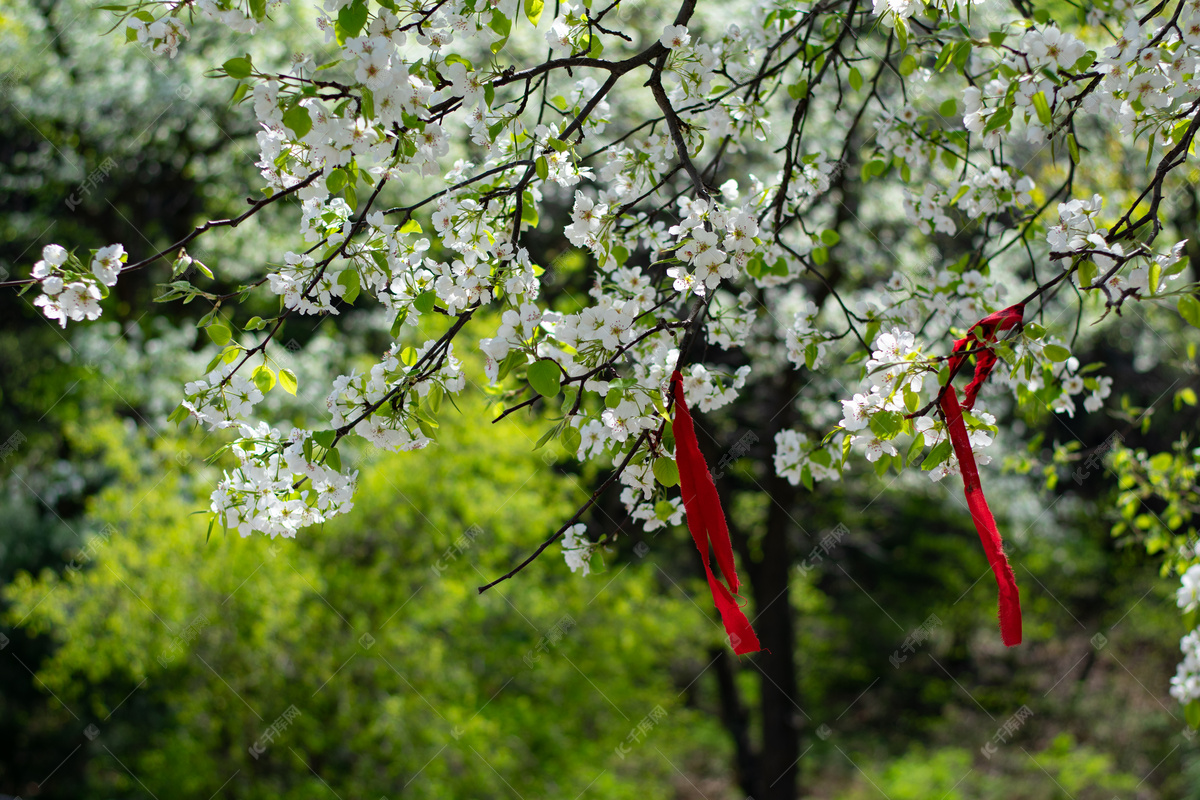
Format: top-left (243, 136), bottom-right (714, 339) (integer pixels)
top-left (938, 303), bottom-right (1024, 646)
top-left (671, 371), bottom-right (761, 655)
top-left (940, 386), bottom-right (1022, 646)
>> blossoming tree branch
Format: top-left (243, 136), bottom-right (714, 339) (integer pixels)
top-left (7, 0), bottom-right (1200, 702)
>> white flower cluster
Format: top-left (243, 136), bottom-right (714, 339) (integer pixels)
top-left (211, 423), bottom-right (356, 539)
top-left (1056, 372), bottom-right (1112, 416)
top-left (326, 340), bottom-right (466, 452)
top-left (840, 329), bottom-right (923, 423)
top-left (1048, 194), bottom-right (1188, 296)
top-left (784, 298), bottom-right (832, 371)
top-left (45, 0), bottom-right (1187, 578)
top-left (707, 291), bottom-right (758, 350)
top-left (126, 16), bottom-right (190, 58)
top-left (831, 327), bottom-right (1000, 478)
top-left (1047, 194), bottom-right (1108, 258)
top-left (32, 244), bottom-right (125, 328)
top-left (184, 363), bottom-right (266, 430)
top-left (666, 198), bottom-right (759, 296)
top-left (1171, 565), bottom-right (1200, 703)
top-left (773, 430), bottom-right (841, 487)
top-left (903, 168), bottom-right (1034, 238)
top-left (1170, 628), bottom-right (1200, 704)
top-left (560, 523), bottom-right (594, 575)
top-left (960, 3), bottom-right (1200, 158)
top-left (871, 0), bottom-right (977, 25)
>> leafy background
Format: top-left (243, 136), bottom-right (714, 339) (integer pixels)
top-left (1, 0), bottom-right (1198, 798)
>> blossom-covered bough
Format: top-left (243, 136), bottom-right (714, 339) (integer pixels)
top-left (7, 0), bottom-right (1200, 712)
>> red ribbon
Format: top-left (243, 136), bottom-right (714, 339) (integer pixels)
top-left (938, 304), bottom-right (1023, 646)
top-left (671, 371), bottom-right (761, 655)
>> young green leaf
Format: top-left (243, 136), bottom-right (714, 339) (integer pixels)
top-left (527, 359), bottom-right (562, 398)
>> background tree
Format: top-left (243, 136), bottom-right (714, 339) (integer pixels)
top-left (3, 0), bottom-right (1200, 796)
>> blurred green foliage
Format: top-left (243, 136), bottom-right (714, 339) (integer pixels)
top-left (2, 0), bottom-right (1200, 798)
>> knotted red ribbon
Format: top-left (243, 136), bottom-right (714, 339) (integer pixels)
top-left (937, 304), bottom-right (1024, 646)
top-left (671, 371), bottom-right (761, 655)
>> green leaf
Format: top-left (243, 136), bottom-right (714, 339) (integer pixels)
top-left (360, 86), bottom-right (375, 120)
top-left (400, 219), bottom-right (422, 234)
top-left (800, 464), bottom-right (814, 491)
top-left (488, 11), bottom-right (511, 53)
top-left (390, 309), bottom-right (409, 337)
top-left (524, 0), bottom-right (544, 26)
top-left (1077, 259), bottom-right (1097, 288)
top-left (527, 360), bottom-right (562, 398)
top-left (282, 105), bottom-right (312, 138)
top-left (653, 457), bottom-right (680, 488)
top-left (820, 229), bottom-right (840, 246)
top-left (899, 54), bottom-right (917, 76)
top-left (521, 194), bottom-right (539, 228)
top-left (312, 430), bottom-right (337, 449)
top-left (1067, 133), bottom-right (1080, 164)
top-left (934, 41), bottom-right (954, 72)
top-left (787, 80), bottom-right (808, 101)
top-left (939, 98), bottom-right (957, 117)
top-left (1188, 700), bottom-right (1200, 730)
top-left (336, 0), bottom-right (368, 41)
top-left (905, 432), bottom-right (925, 466)
top-left (921, 440), bottom-right (952, 470)
top-left (869, 410), bottom-right (903, 439)
top-left (1179, 294), bottom-right (1200, 329)
top-left (848, 67), bottom-right (862, 92)
top-left (279, 368), bottom-right (298, 395)
top-left (535, 156), bottom-right (549, 182)
top-left (414, 290), bottom-right (436, 314)
top-left (561, 425), bottom-right (582, 456)
top-left (983, 106), bottom-right (1012, 135)
top-left (1031, 91), bottom-right (1052, 126)
top-left (223, 57), bottom-right (253, 80)
top-left (337, 269), bottom-right (360, 304)
top-left (1043, 344), bottom-right (1070, 362)
top-left (325, 446), bottom-right (342, 472)
top-left (206, 323), bottom-right (231, 346)
top-left (534, 424), bottom-right (558, 451)
top-left (249, 0), bottom-right (267, 21)
top-left (327, 167), bottom-right (349, 193)
top-left (253, 365), bottom-right (276, 394)
top-left (904, 388), bottom-right (920, 414)
top-left (231, 82), bottom-right (251, 108)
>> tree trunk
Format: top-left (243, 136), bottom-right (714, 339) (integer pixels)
top-left (751, 460), bottom-right (802, 800)
top-left (722, 366), bottom-right (804, 800)
top-left (712, 647), bottom-right (760, 798)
